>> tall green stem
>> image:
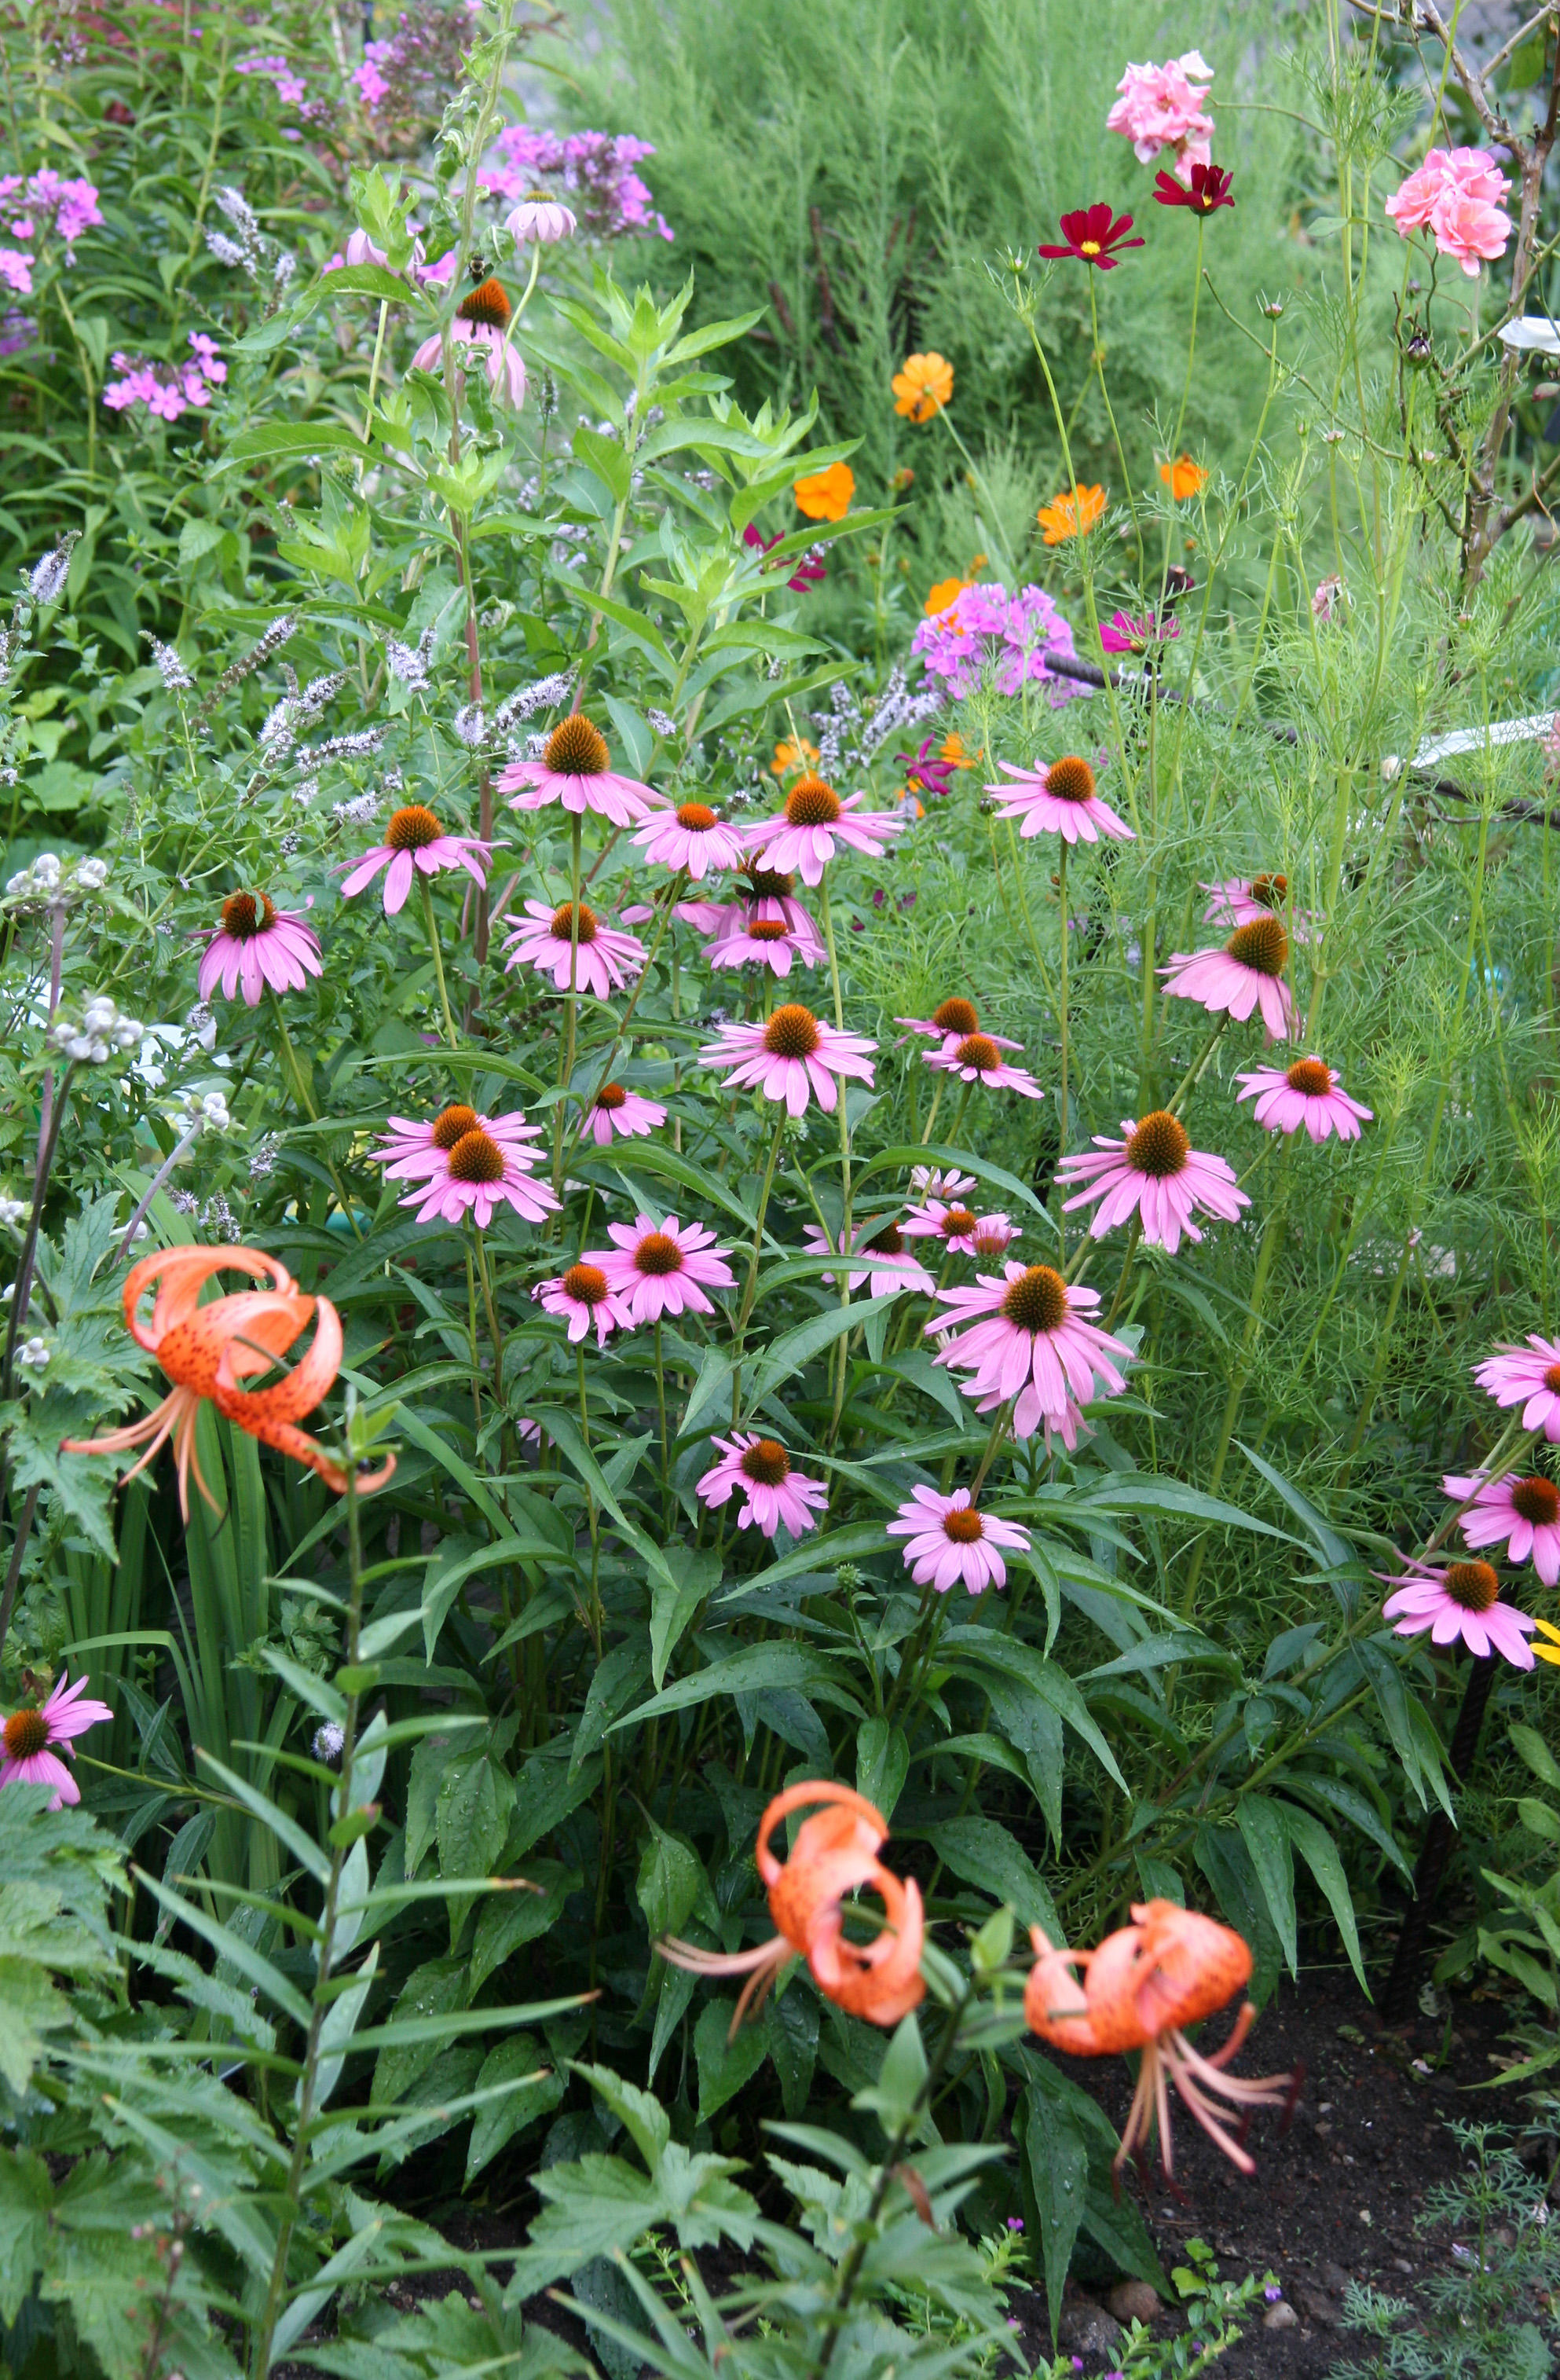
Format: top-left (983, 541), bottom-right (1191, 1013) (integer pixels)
top-left (420, 876), bottom-right (459, 1047)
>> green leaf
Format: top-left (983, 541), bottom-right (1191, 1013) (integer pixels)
top-left (471, 1864), bottom-right (576, 1995)
top-left (1022, 2077), bottom-right (1087, 2344)
top-left (466, 2037), bottom-right (566, 2181)
top-left (0, 1959), bottom-right (71, 2095)
top-left (927, 1816), bottom-right (1061, 1945)
top-left (438, 1745), bottom-right (511, 1883)
top-left (1512, 1722), bottom-right (1560, 1793)
top-left (0, 2147), bottom-right (51, 2326)
top-left (636, 1817), bottom-right (709, 1942)
top-left (1236, 1797), bottom-right (1298, 1977)
top-left (745, 1293), bottom-right (902, 1408)
top-left (694, 2000), bottom-right (771, 2123)
top-left (372, 1956), bottom-right (471, 2107)
top-left (650, 1544), bottom-right (719, 1689)
top-left (221, 420), bottom-right (376, 465)
top-left (855, 1717), bottom-right (910, 1820)
top-left (613, 1642), bottom-right (860, 1732)
top-left (1280, 1803), bottom-right (1368, 1994)
top-left (531, 1404), bottom-right (681, 1600)
top-left (573, 424), bottom-right (633, 504)
top-left (852, 2009), bottom-right (927, 2134)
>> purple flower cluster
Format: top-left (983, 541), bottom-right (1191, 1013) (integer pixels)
top-left (482, 127), bottom-right (674, 242)
top-left (104, 332), bottom-right (226, 424)
top-left (0, 170), bottom-right (102, 295)
top-left (353, 3), bottom-right (480, 126)
top-left (236, 55), bottom-right (307, 106)
top-left (910, 581), bottom-right (1089, 705)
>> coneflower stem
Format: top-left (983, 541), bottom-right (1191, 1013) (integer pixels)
top-left (1166, 1013), bottom-right (1229, 1117)
top-left (732, 1115), bottom-right (786, 1421)
top-left (1104, 1217), bottom-right (1143, 1329)
top-left (969, 1403), bottom-right (1011, 1503)
top-left (917, 1081), bottom-right (944, 1147)
top-left (420, 876), bottom-right (459, 1047)
top-left (472, 1227), bottom-right (504, 1404)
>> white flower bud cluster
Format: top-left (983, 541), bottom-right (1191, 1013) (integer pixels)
top-left (49, 995), bottom-right (142, 1063)
top-left (177, 1090), bottom-right (231, 1139)
top-left (17, 1337), bottom-right (51, 1371)
top-left (0, 1195), bottom-right (27, 1227)
top-left (5, 850), bottom-right (108, 904)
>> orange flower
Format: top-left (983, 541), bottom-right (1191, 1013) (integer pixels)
top-left (940, 731), bottom-right (978, 769)
top-left (1024, 1901), bottom-right (1295, 2176)
top-left (892, 350), bottom-right (953, 424)
top-left (63, 1246), bottom-right (395, 1519)
top-left (1159, 454), bottom-right (1209, 500)
top-left (924, 576), bottom-right (971, 617)
top-left (771, 736), bottom-right (821, 778)
top-left (659, 1780), bottom-right (925, 2033)
top-left (794, 461), bottom-right (855, 522)
top-left (1037, 484), bottom-right (1107, 545)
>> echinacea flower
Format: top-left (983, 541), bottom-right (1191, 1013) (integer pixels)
top-left (1444, 1471), bottom-right (1560, 1584)
top-left (1474, 1334), bottom-right (1560, 1439)
top-left (698, 1003), bottom-right (875, 1117)
top-left (696, 1432), bottom-right (829, 1538)
top-left (901, 1194), bottom-right (992, 1256)
top-left (704, 915), bottom-right (822, 976)
top-left (1380, 1560), bottom-right (1535, 1667)
top-left (1037, 204), bottom-right (1145, 270)
top-left (536, 1260), bottom-right (630, 1346)
top-left (658, 1780), bottom-right (925, 2029)
top-left (372, 1102), bottom-right (547, 1184)
top-left (580, 1081), bottom-right (665, 1143)
top-left (909, 1166), bottom-right (977, 1201)
top-left (1154, 162), bottom-right (1234, 214)
top-left (1159, 455), bottom-right (1209, 499)
top-left (888, 1485), bottom-right (1031, 1595)
top-left (1200, 874), bottom-right (1311, 937)
top-left (928, 1260), bottom-right (1131, 1437)
top-left (1, 1674), bottom-right (114, 1810)
top-left (504, 192), bottom-right (576, 243)
top-left (409, 277), bottom-right (526, 405)
top-left (1236, 1058), bottom-right (1371, 1143)
top-left (1100, 609), bottom-right (1180, 657)
top-left (793, 461), bottom-right (854, 520)
top-left (987, 754), bottom-right (1133, 845)
top-left (496, 712), bottom-right (659, 827)
top-left (745, 772), bottom-right (906, 886)
top-left (1161, 916), bottom-right (1294, 1039)
top-left (632, 798), bottom-right (747, 878)
top-left (62, 1246), bottom-right (394, 1516)
top-left (383, 1113), bottom-right (559, 1230)
top-left (896, 995), bottom-right (1019, 1049)
top-left (501, 900), bottom-right (646, 997)
top-left (1025, 1901), bottom-right (1295, 2176)
top-left (923, 1033), bottom-right (1044, 1098)
top-left (594, 1212), bottom-right (735, 1323)
top-left (340, 804), bottom-right (493, 915)
top-left (196, 892), bottom-right (321, 1005)
top-left (892, 351), bottom-right (953, 422)
top-left (1057, 1112), bottom-right (1247, 1253)
top-left (801, 1216), bottom-right (936, 1299)
top-left (1037, 484), bottom-right (1107, 544)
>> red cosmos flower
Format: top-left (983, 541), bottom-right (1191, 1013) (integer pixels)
top-left (1153, 162), bottom-right (1235, 215)
top-left (1037, 204), bottom-right (1145, 270)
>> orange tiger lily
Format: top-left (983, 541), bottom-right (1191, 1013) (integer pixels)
top-left (1025, 1901), bottom-right (1295, 2175)
top-left (63, 1245), bottom-right (394, 1517)
top-left (660, 1780), bottom-right (925, 2033)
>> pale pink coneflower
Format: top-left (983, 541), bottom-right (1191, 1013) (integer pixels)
top-left (1236, 1058), bottom-right (1371, 1144)
top-left (501, 900), bottom-right (646, 997)
top-left (1160, 915), bottom-right (1294, 1040)
top-left (536, 1260), bottom-right (631, 1347)
top-left (1379, 1560), bottom-right (1534, 1667)
top-left (632, 798), bottom-right (748, 878)
top-left (896, 993), bottom-right (1021, 1051)
top-left (923, 1032), bottom-right (1044, 1098)
top-left (1057, 1111), bottom-right (1247, 1254)
top-left (621, 897), bottom-right (729, 933)
top-left (704, 916), bottom-right (822, 977)
top-left (0, 1672), bottom-right (113, 1809)
top-left (987, 754), bottom-right (1133, 845)
top-left (580, 1081), bottom-right (665, 1144)
top-left (593, 1213), bottom-right (735, 1324)
top-left (408, 277), bottom-right (526, 404)
top-left (970, 1377), bottom-right (1091, 1458)
top-left (1473, 1335), bottom-right (1560, 1439)
top-left (801, 1217), bottom-right (936, 1299)
top-left (910, 1166), bottom-right (977, 1201)
top-left (887, 1484), bottom-right (1031, 1595)
top-left (386, 1117), bottom-right (560, 1230)
top-left (196, 891), bottom-right (321, 1006)
top-left (696, 1432), bottom-right (829, 1538)
top-left (504, 193), bottom-right (577, 244)
top-left (745, 772), bottom-right (905, 886)
top-left (928, 1261), bottom-right (1132, 1439)
top-left (340, 803), bottom-right (492, 916)
top-left (1444, 1470), bottom-right (1560, 1584)
top-left (496, 713), bottom-right (659, 828)
top-left (902, 1196), bottom-right (1013, 1258)
top-left (698, 1003), bottom-right (875, 1118)
top-left (1200, 875), bottom-right (1313, 941)
top-left (372, 1103), bottom-right (546, 1186)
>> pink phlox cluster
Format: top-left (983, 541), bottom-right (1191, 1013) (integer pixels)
top-left (0, 170), bottom-right (103, 264)
top-left (236, 55), bottom-right (308, 106)
top-left (1384, 147), bottom-right (1511, 277)
top-left (481, 126), bottom-right (674, 240)
top-left (910, 581), bottom-right (1088, 705)
top-left (104, 330), bottom-right (226, 420)
top-left (352, 3), bottom-right (482, 123)
top-left (1106, 52), bottom-right (1215, 188)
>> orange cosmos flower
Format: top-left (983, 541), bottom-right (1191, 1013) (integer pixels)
top-left (1024, 1901), bottom-right (1295, 2176)
top-left (1037, 484), bottom-right (1107, 544)
top-left (63, 1246), bottom-right (395, 1519)
top-left (794, 461), bottom-right (855, 522)
top-left (924, 575), bottom-right (971, 616)
top-left (940, 731), bottom-right (979, 768)
top-left (1159, 454), bottom-right (1209, 500)
top-left (659, 1780), bottom-right (925, 2033)
top-left (771, 735), bottom-right (821, 778)
top-left (892, 351), bottom-right (954, 424)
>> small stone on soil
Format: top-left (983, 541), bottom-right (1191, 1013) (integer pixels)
top-left (1264, 2301), bottom-right (1301, 2330)
top-left (1105, 2279), bottom-right (1159, 2325)
top-left (1057, 2301), bottom-right (1124, 2357)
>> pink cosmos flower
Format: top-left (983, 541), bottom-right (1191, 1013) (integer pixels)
top-left (902, 1194), bottom-right (994, 1256)
top-left (501, 900), bottom-right (646, 997)
top-left (505, 193), bottom-right (577, 243)
top-left (696, 1432), bottom-right (829, 1538)
top-left (1236, 1058), bottom-right (1371, 1143)
top-left (927, 1261), bottom-right (1132, 1438)
top-left (408, 277), bottom-right (526, 403)
top-left (536, 1260), bottom-right (632, 1347)
top-left (1444, 1470), bottom-right (1560, 1585)
top-left (1380, 1560), bottom-right (1534, 1667)
top-left (698, 1003), bottom-right (876, 1118)
top-left (1199, 875), bottom-right (1313, 940)
top-left (987, 754), bottom-right (1133, 845)
top-left (745, 772), bottom-right (906, 886)
top-left (923, 1033), bottom-right (1044, 1098)
top-left (594, 1212), bottom-right (736, 1324)
top-left (801, 1217), bottom-right (936, 1299)
top-left (1100, 609), bottom-right (1180, 657)
top-left (196, 891), bottom-right (321, 1006)
top-left (887, 1485), bottom-right (1031, 1595)
top-left (704, 916), bottom-right (822, 976)
top-left (1385, 147), bottom-right (1511, 278)
top-left (1106, 51), bottom-right (1216, 185)
top-left (0, 1672), bottom-right (113, 1809)
top-left (1474, 1335), bottom-right (1560, 1439)
top-left (895, 994), bottom-right (1020, 1051)
top-left (580, 1081), bottom-right (665, 1143)
top-left (632, 797), bottom-right (748, 878)
top-left (372, 1107), bottom-right (558, 1230)
top-left (1160, 915), bottom-right (1294, 1039)
top-left (340, 803), bottom-right (492, 915)
top-left (497, 713), bottom-right (658, 827)
top-left (372, 1103), bottom-right (546, 1183)
top-left (1057, 1112), bottom-right (1247, 1254)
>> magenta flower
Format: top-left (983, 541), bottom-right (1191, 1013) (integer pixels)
top-left (1036, 203), bottom-right (1145, 270)
top-left (1, 1673), bottom-right (113, 1808)
top-left (923, 1033), bottom-right (1043, 1098)
top-left (632, 798), bottom-right (748, 878)
top-left (536, 1260), bottom-right (632, 1346)
top-left (698, 1003), bottom-right (875, 1118)
top-left (1445, 1471), bottom-right (1560, 1585)
top-left (745, 773), bottom-right (905, 886)
top-left (1057, 1112), bottom-right (1247, 1254)
top-left (1236, 1058), bottom-right (1371, 1143)
top-left (595, 1212), bottom-right (735, 1324)
top-left (1474, 1335), bottom-right (1560, 1439)
top-left (704, 916), bottom-right (822, 977)
top-left (969, 1216), bottom-right (1019, 1262)
top-left (902, 1194), bottom-right (993, 1256)
top-left (496, 713), bottom-right (658, 827)
top-left (580, 1082), bottom-right (665, 1144)
top-left (1385, 148), bottom-right (1511, 278)
top-left (801, 1217), bottom-right (936, 1299)
top-left (696, 1432), bottom-right (828, 1538)
top-left (743, 521), bottom-right (827, 592)
top-left (897, 736), bottom-right (960, 799)
top-left (502, 900), bottom-right (646, 997)
top-left (896, 994), bottom-right (1020, 1051)
top-left (409, 277), bottom-right (526, 404)
top-left (373, 1109), bottom-right (558, 1230)
top-left (987, 754), bottom-right (1133, 845)
top-left (887, 1485), bottom-right (1031, 1595)
top-left (196, 891), bottom-right (321, 1006)
top-left (340, 803), bottom-right (491, 916)
top-left (1153, 162), bottom-right (1234, 215)
top-left (1380, 1560), bottom-right (1535, 1667)
top-left (372, 1103), bottom-right (546, 1185)
top-left (1106, 51), bottom-right (1216, 184)
top-left (927, 1261), bottom-right (1132, 1439)
top-left (1100, 610), bottom-right (1180, 657)
top-left (1200, 875), bottom-right (1313, 940)
top-left (1160, 916), bottom-right (1294, 1039)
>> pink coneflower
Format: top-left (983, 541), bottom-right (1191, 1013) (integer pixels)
top-left (496, 713), bottom-right (658, 827)
top-left (633, 798), bottom-right (747, 878)
top-left (887, 1485), bottom-right (1031, 1595)
top-left (595, 1212), bottom-right (735, 1323)
top-left (341, 804), bottom-right (492, 916)
top-left (910, 1166), bottom-right (977, 1201)
top-left (801, 1217), bottom-right (936, 1299)
top-left (896, 995), bottom-right (1021, 1051)
top-left (504, 193), bottom-right (577, 243)
top-left (1236, 1058), bottom-right (1371, 1143)
top-left (196, 891), bottom-right (321, 1005)
top-left (1444, 1471), bottom-right (1560, 1584)
top-left (621, 897), bottom-right (729, 933)
top-left (987, 754), bottom-right (1133, 845)
top-left (927, 1261), bottom-right (1132, 1438)
top-left (745, 772), bottom-right (906, 886)
top-left (409, 277), bottom-right (526, 404)
top-left (901, 1195), bottom-right (1002, 1256)
top-left (1473, 1335), bottom-right (1560, 1439)
top-left (970, 1378), bottom-right (1091, 1457)
top-left (1, 1672), bottom-right (113, 1808)
top-left (1380, 1560), bottom-right (1535, 1667)
top-left (923, 1033), bottom-right (1043, 1098)
top-left (386, 1116), bottom-right (560, 1230)
top-left (696, 1432), bottom-right (829, 1538)
top-left (704, 916), bottom-right (822, 977)
top-left (536, 1260), bottom-right (631, 1346)
top-left (698, 1003), bottom-right (875, 1118)
top-left (372, 1102), bottom-right (546, 1185)
top-left (501, 900), bottom-right (646, 997)
top-left (1199, 874), bottom-right (1313, 938)
top-left (1160, 915), bottom-right (1294, 1040)
top-left (580, 1081), bottom-right (665, 1143)
top-left (1057, 1111), bottom-right (1247, 1254)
